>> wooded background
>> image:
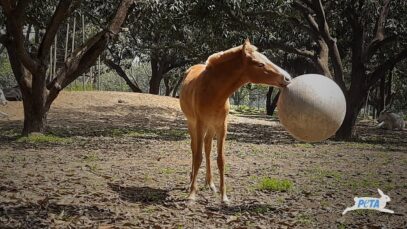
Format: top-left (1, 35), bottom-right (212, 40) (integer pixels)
top-left (0, 0), bottom-right (406, 139)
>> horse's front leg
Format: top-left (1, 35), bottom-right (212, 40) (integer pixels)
top-left (216, 121), bottom-right (229, 203)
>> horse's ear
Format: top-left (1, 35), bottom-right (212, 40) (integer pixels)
top-left (242, 38), bottom-right (253, 57)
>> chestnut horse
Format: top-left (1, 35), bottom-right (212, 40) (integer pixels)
top-left (179, 39), bottom-right (291, 203)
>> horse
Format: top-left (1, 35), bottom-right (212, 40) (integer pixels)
top-left (179, 39), bottom-right (291, 203)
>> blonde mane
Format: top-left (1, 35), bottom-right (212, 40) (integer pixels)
top-left (205, 44), bottom-right (257, 68)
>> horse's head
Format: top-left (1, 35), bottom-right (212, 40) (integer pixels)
top-left (242, 39), bottom-right (291, 87)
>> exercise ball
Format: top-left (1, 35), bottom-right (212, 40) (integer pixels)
top-left (277, 74), bottom-right (346, 142)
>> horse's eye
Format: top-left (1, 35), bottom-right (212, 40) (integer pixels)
top-left (257, 63), bottom-right (265, 67)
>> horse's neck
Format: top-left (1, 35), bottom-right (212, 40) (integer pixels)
top-left (205, 58), bottom-right (247, 102)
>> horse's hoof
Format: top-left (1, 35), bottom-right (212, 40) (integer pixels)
top-left (206, 182), bottom-right (217, 193)
top-left (210, 185), bottom-right (217, 194)
top-left (187, 193), bottom-right (196, 201)
top-left (221, 196), bottom-right (230, 205)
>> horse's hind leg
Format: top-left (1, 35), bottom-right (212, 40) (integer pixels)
top-left (187, 121), bottom-right (204, 202)
top-left (204, 129), bottom-right (216, 193)
top-left (187, 121), bottom-right (195, 186)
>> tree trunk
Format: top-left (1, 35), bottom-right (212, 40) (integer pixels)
top-left (379, 74), bottom-right (385, 113)
top-left (149, 56), bottom-right (163, 94)
top-left (335, 109), bottom-right (356, 140)
top-left (335, 86), bottom-right (366, 140)
top-left (172, 75), bottom-right (184, 97)
top-left (22, 96), bottom-right (49, 135)
top-left (21, 71), bottom-right (49, 135)
top-left (385, 71), bottom-right (393, 106)
top-left (164, 77), bottom-right (171, 96)
top-left (335, 98), bottom-right (365, 140)
top-left (266, 87), bottom-right (273, 115)
top-left (269, 91), bottom-right (280, 116)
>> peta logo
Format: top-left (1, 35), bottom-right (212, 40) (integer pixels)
top-left (342, 189), bottom-right (394, 215)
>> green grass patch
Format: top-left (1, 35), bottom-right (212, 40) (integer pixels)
top-left (257, 177), bottom-right (293, 192)
top-left (160, 129), bottom-right (188, 138)
top-left (17, 134), bottom-right (69, 144)
top-left (111, 129), bottom-right (126, 137)
top-left (126, 130), bottom-right (158, 138)
top-left (108, 128), bottom-right (188, 139)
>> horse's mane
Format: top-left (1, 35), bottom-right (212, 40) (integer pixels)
top-left (205, 44), bottom-right (257, 68)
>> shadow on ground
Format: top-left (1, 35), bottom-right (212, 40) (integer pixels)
top-left (1, 103), bottom-right (406, 147)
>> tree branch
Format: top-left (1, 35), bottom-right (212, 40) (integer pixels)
top-left (38, 0), bottom-right (79, 61)
top-left (47, 30), bottom-right (105, 90)
top-left (363, 0), bottom-right (391, 62)
top-left (108, 0), bottom-right (135, 35)
top-left (369, 48), bottom-right (407, 87)
top-left (1, 0), bottom-right (40, 73)
top-left (104, 58), bottom-right (143, 93)
top-left (15, 0), bottom-right (32, 20)
top-left (293, 1), bottom-right (319, 36)
top-left (311, 0), bottom-right (346, 91)
top-left (46, 0), bottom-right (135, 107)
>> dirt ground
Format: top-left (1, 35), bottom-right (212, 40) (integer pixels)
top-left (0, 91), bottom-right (406, 229)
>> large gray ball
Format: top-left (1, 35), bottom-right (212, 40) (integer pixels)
top-left (277, 74), bottom-right (346, 142)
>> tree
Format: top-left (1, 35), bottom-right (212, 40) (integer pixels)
top-left (0, 0), bottom-right (135, 135)
top-left (127, 0), bottom-right (195, 95)
top-left (266, 87), bottom-right (280, 116)
top-left (104, 44), bottom-right (142, 93)
top-left (322, 0), bottom-right (406, 138)
top-left (207, 0), bottom-right (407, 139)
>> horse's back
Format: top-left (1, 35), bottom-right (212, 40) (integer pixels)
top-left (182, 64), bottom-right (206, 86)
